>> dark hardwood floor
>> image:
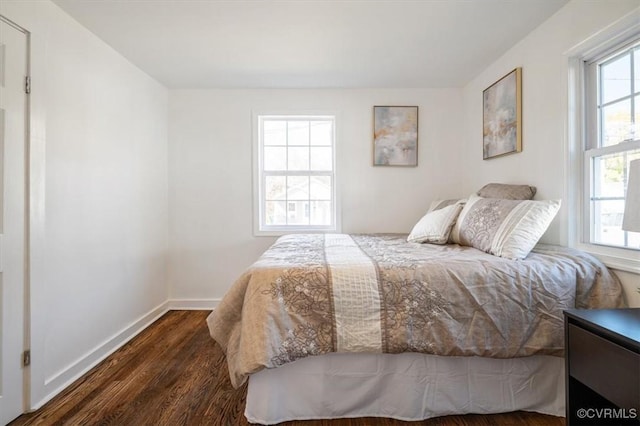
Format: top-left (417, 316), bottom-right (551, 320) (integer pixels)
top-left (10, 311), bottom-right (565, 426)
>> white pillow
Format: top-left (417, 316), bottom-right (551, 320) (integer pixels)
top-left (450, 194), bottom-right (561, 259)
top-left (407, 203), bottom-right (464, 244)
top-left (427, 198), bottom-right (466, 212)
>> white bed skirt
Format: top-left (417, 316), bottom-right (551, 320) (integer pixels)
top-left (245, 352), bottom-right (565, 424)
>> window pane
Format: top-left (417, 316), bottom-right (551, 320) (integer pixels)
top-left (310, 147), bottom-right (333, 171)
top-left (310, 121), bottom-right (333, 146)
top-left (602, 99), bottom-right (632, 146)
top-left (264, 147), bottom-right (287, 170)
top-left (287, 176), bottom-right (309, 200)
top-left (634, 48), bottom-right (640, 95)
top-left (310, 176), bottom-right (331, 200)
top-left (625, 151), bottom-right (640, 250)
top-left (629, 229), bottom-right (640, 249)
top-left (287, 201), bottom-right (309, 225)
top-left (592, 199), bottom-right (625, 246)
top-left (288, 121), bottom-right (310, 145)
top-left (591, 149), bottom-right (640, 248)
top-left (287, 147), bottom-right (309, 170)
top-left (310, 201), bottom-right (331, 225)
top-left (593, 153), bottom-right (626, 199)
top-left (264, 120), bottom-right (287, 145)
top-left (635, 95), bottom-right (640, 140)
top-left (265, 176), bottom-right (286, 200)
top-left (265, 201), bottom-right (286, 225)
top-left (601, 53), bottom-right (630, 104)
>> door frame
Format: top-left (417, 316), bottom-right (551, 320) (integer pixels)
top-left (0, 12), bottom-right (31, 414)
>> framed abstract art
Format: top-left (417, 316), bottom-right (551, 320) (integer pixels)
top-left (483, 68), bottom-right (522, 160)
top-left (373, 106), bottom-right (418, 166)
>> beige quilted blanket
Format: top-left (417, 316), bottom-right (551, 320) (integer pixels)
top-left (207, 234), bottom-right (624, 388)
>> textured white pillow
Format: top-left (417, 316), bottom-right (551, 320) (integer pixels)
top-left (427, 198), bottom-right (466, 212)
top-left (407, 203), bottom-right (464, 244)
top-left (450, 195), bottom-right (561, 259)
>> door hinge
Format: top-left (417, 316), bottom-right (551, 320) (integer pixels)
top-left (22, 350), bottom-right (31, 367)
top-left (24, 75), bottom-right (31, 94)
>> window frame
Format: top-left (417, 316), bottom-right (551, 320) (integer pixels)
top-left (583, 42), bottom-right (640, 249)
top-left (567, 12), bottom-right (640, 273)
top-left (252, 111), bottom-right (340, 236)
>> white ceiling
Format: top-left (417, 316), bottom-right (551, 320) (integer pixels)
top-left (51, 0), bottom-right (569, 89)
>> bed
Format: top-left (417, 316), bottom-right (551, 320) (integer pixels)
top-left (207, 187), bottom-right (625, 424)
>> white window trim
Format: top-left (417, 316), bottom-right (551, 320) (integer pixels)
top-left (252, 110), bottom-right (341, 237)
top-left (566, 8), bottom-right (640, 274)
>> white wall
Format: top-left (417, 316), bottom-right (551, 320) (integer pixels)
top-left (0, 0), bottom-right (169, 408)
top-left (168, 89), bottom-right (464, 300)
top-left (461, 0), bottom-right (640, 306)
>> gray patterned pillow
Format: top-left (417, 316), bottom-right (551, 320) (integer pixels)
top-left (476, 183), bottom-right (537, 200)
top-left (450, 195), bottom-right (560, 259)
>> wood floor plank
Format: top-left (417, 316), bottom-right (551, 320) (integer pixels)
top-left (10, 311), bottom-right (565, 426)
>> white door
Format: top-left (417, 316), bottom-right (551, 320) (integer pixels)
top-left (0, 16), bottom-right (28, 426)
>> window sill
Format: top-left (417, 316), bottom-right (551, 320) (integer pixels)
top-left (254, 226), bottom-right (340, 237)
top-left (576, 242), bottom-right (640, 274)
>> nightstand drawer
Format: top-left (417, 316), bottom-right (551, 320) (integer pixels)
top-left (568, 324), bottom-right (640, 410)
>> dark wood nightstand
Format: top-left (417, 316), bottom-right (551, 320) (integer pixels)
top-left (564, 308), bottom-right (640, 426)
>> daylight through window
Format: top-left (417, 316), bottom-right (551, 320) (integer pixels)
top-left (256, 115), bottom-right (336, 233)
top-left (585, 39), bottom-right (640, 250)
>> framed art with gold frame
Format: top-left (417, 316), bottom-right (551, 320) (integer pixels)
top-left (483, 68), bottom-right (522, 160)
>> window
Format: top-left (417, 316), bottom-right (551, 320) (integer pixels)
top-left (584, 39), bottom-right (640, 251)
top-left (255, 114), bottom-right (337, 234)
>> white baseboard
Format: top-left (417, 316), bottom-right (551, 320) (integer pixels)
top-left (167, 298), bottom-right (220, 310)
top-left (34, 301), bottom-right (170, 410)
top-left (31, 298), bottom-right (220, 410)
